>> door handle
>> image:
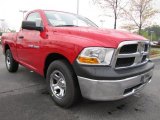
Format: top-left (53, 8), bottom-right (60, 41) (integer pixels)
top-left (18, 36), bottom-right (24, 39)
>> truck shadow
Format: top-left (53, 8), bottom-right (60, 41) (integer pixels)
top-left (40, 87), bottom-right (148, 118)
top-left (68, 93), bottom-right (149, 119)
top-left (16, 66), bottom-right (150, 115)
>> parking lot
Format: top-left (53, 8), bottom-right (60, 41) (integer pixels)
top-left (0, 46), bottom-right (160, 120)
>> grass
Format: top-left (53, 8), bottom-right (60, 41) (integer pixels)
top-left (150, 47), bottom-right (160, 58)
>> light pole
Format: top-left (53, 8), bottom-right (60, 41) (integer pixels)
top-left (0, 19), bottom-right (4, 22)
top-left (150, 31), bottom-right (154, 42)
top-left (100, 20), bottom-right (105, 27)
top-left (77, 0), bottom-right (79, 14)
top-left (19, 10), bottom-right (27, 19)
top-left (99, 14), bottom-right (107, 28)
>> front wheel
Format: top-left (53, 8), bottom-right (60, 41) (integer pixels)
top-left (5, 49), bottom-right (19, 72)
top-left (46, 60), bottom-right (81, 108)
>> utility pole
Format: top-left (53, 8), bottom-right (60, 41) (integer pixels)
top-left (77, 0), bottom-right (79, 14)
top-left (150, 31), bottom-right (154, 42)
top-left (19, 10), bottom-right (27, 19)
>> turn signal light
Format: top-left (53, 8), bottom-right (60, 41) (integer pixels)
top-left (78, 56), bottom-right (99, 64)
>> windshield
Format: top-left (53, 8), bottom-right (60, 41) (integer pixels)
top-left (45, 11), bottom-right (98, 28)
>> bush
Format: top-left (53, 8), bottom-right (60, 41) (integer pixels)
top-left (150, 50), bottom-right (160, 55)
top-left (151, 45), bottom-right (160, 48)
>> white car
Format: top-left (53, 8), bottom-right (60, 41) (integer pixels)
top-left (0, 36), bottom-right (1, 43)
top-left (150, 41), bottom-right (157, 46)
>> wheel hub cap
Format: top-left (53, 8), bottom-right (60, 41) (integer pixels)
top-left (6, 55), bottom-right (11, 69)
top-left (50, 70), bottom-right (66, 99)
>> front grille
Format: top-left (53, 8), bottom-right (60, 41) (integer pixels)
top-left (119, 44), bottom-right (138, 54)
top-left (116, 57), bottom-right (135, 67)
top-left (113, 41), bottom-right (149, 69)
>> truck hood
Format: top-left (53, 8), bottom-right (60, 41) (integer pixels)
top-left (51, 27), bottom-right (147, 48)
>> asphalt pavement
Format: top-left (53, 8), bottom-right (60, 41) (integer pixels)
top-left (0, 46), bottom-right (160, 120)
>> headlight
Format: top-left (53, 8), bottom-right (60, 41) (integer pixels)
top-left (77, 47), bottom-right (114, 65)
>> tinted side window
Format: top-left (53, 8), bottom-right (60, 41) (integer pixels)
top-left (26, 12), bottom-right (43, 27)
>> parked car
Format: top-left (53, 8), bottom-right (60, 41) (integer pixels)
top-left (1, 9), bottom-right (154, 108)
top-left (150, 41), bottom-right (156, 46)
top-left (153, 41), bottom-right (158, 45)
top-left (0, 36), bottom-right (1, 44)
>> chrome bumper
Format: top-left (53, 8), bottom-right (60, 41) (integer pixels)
top-left (78, 70), bottom-right (153, 101)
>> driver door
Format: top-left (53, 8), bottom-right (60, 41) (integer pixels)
top-left (17, 12), bottom-right (43, 70)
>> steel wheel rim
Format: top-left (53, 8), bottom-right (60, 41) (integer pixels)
top-left (6, 54), bottom-right (11, 69)
top-left (50, 70), bottom-right (66, 99)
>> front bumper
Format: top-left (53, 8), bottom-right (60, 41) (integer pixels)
top-left (78, 69), bottom-right (153, 101)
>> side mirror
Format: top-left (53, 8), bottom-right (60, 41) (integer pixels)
top-left (22, 21), bottom-right (43, 31)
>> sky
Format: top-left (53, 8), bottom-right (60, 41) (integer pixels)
top-left (0, 0), bottom-right (160, 31)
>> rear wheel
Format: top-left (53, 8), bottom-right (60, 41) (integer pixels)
top-left (5, 49), bottom-right (19, 72)
top-left (46, 60), bottom-right (81, 108)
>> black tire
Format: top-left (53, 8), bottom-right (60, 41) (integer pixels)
top-left (5, 49), bottom-right (19, 72)
top-left (46, 60), bottom-right (81, 108)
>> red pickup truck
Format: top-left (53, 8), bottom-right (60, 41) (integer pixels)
top-left (1, 9), bottom-right (154, 107)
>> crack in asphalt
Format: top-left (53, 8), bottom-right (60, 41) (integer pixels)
top-left (0, 83), bottom-right (42, 95)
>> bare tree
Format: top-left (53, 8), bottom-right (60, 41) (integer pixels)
top-left (93, 0), bottom-right (128, 29)
top-left (122, 0), bottom-right (158, 35)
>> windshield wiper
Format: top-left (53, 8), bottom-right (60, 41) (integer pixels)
top-left (55, 25), bottom-right (78, 27)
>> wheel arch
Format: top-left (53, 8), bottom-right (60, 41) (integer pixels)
top-left (4, 44), bottom-right (10, 53)
top-left (43, 53), bottom-right (76, 78)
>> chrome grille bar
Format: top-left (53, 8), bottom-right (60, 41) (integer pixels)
top-left (117, 52), bottom-right (149, 58)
